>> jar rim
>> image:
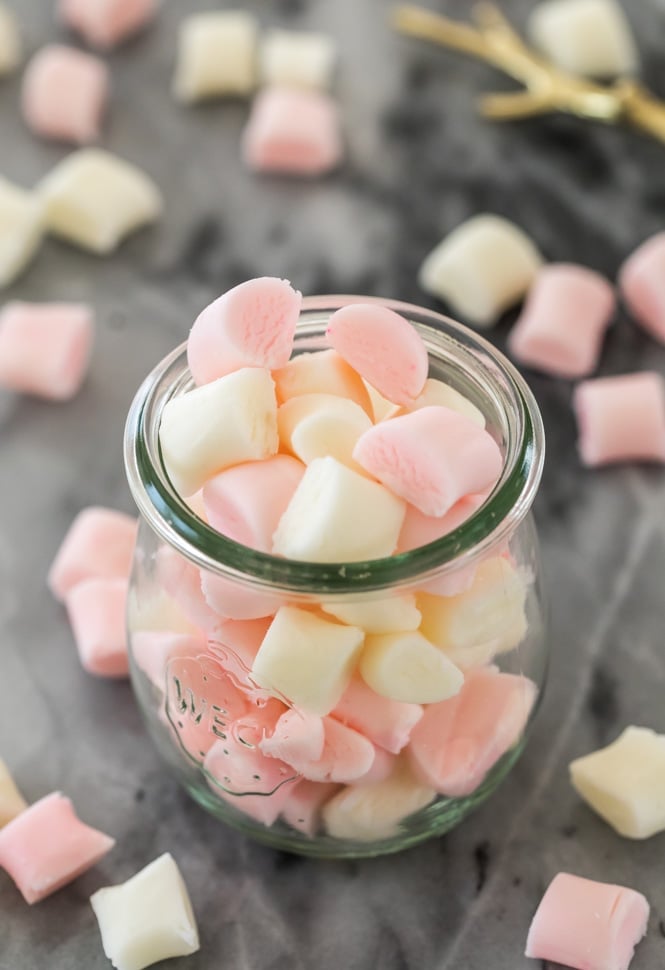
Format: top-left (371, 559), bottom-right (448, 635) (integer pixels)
top-left (124, 295), bottom-right (545, 594)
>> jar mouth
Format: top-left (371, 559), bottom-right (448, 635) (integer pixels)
top-left (124, 296), bottom-right (545, 595)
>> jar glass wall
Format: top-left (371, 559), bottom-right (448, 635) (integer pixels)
top-left (124, 297), bottom-right (547, 858)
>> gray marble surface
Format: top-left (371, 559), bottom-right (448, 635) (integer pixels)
top-left (2, 0), bottom-right (665, 967)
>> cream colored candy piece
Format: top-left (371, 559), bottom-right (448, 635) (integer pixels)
top-left (321, 593), bottom-right (421, 634)
top-left (397, 378), bottom-right (485, 428)
top-left (364, 380), bottom-right (398, 422)
top-left (278, 393), bottom-right (372, 470)
top-left (570, 726), bottom-right (665, 839)
top-left (251, 606), bottom-right (364, 716)
top-left (424, 604), bottom-right (528, 671)
top-left (0, 4), bottom-right (20, 76)
top-left (38, 149), bottom-right (162, 254)
top-left (273, 456), bottom-right (405, 563)
top-left (0, 177), bottom-right (43, 289)
top-left (273, 349), bottom-right (373, 416)
top-left (528, 0), bottom-right (638, 78)
top-left (419, 556), bottom-right (527, 667)
top-left (126, 587), bottom-right (199, 637)
top-left (360, 630), bottom-right (464, 704)
top-left (419, 215), bottom-right (543, 328)
top-left (261, 30), bottom-right (336, 91)
top-left (90, 853), bottom-right (199, 970)
top-left (322, 756), bottom-right (436, 841)
top-left (173, 11), bottom-right (257, 102)
top-left (159, 367), bottom-right (278, 497)
top-left (0, 760), bottom-right (27, 827)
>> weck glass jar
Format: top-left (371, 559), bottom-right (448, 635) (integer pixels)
top-left (124, 296), bottom-right (547, 858)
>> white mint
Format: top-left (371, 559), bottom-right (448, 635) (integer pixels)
top-left (0, 177), bottom-right (44, 288)
top-left (0, 4), bottom-right (20, 76)
top-left (38, 149), bottom-right (162, 255)
top-left (0, 759), bottom-right (27, 827)
top-left (278, 393), bottom-right (372, 470)
top-left (528, 0), bottom-right (638, 78)
top-left (251, 606), bottom-right (364, 716)
top-left (260, 29), bottom-right (336, 91)
top-left (418, 214), bottom-right (543, 328)
top-left (419, 557), bottom-right (527, 668)
top-left (173, 11), bottom-right (258, 102)
top-left (273, 456), bottom-right (405, 563)
top-left (402, 378), bottom-right (485, 428)
top-left (320, 593), bottom-right (421, 634)
top-left (359, 630), bottom-right (464, 704)
top-left (570, 726), bottom-right (665, 839)
top-left (159, 367), bottom-right (278, 497)
top-left (90, 853), bottom-right (199, 970)
top-left (323, 757), bottom-right (435, 841)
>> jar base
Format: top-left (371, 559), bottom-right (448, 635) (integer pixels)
top-left (173, 740), bottom-right (528, 859)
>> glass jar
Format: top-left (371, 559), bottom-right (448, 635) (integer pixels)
top-left (124, 296), bottom-right (546, 858)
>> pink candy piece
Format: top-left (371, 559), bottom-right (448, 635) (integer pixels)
top-left (201, 571), bottom-right (284, 622)
top-left (397, 493), bottom-right (485, 553)
top-left (326, 304), bottom-right (428, 407)
top-left (0, 792), bottom-right (114, 904)
top-left (49, 507), bottom-right (137, 602)
top-left (22, 45), bottom-right (109, 144)
top-left (187, 278), bottom-right (302, 385)
top-left (508, 264), bottom-right (614, 378)
top-left (525, 872), bottom-right (649, 970)
top-left (354, 406), bottom-right (503, 517)
top-left (213, 778), bottom-right (296, 828)
top-left (59, 0), bottom-right (158, 49)
top-left (259, 712), bottom-right (375, 784)
top-left (204, 720), bottom-right (297, 826)
top-left (397, 495), bottom-right (485, 596)
top-left (332, 676), bottom-right (423, 754)
top-left (292, 717), bottom-right (376, 784)
top-left (203, 456), bottom-right (305, 552)
top-left (280, 781), bottom-right (341, 837)
top-left (208, 635), bottom-right (288, 723)
top-left (356, 746), bottom-right (396, 785)
top-left (619, 232), bottom-right (665, 344)
top-left (260, 709), bottom-right (325, 765)
top-left (248, 696), bottom-right (291, 733)
top-left (165, 654), bottom-right (252, 762)
top-left (206, 720), bottom-right (294, 795)
top-left (408, 667), bottom-right (536, 796)
top-left (207, 617), bottom-right (273, 699)
top-left (242, 87), bottom-right (343, 176)
top-left (131, 630), bottom-right (206, 690)
top-left (155, 547), bottom-right (219, 633)
top-left (573, 372), bottom-right (665, 467)
top-left (66, 577), bottom-right (129, 678)
top-left (207, 617), bottom-right (271, 678)
top-left (0, 302), bottom-right (94, 402)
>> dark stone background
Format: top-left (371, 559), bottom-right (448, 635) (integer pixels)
top-left (1, 1), bottom-right (665, 966)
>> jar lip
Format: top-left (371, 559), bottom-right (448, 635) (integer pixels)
top-left (124, 295), bottom-right (545, 594)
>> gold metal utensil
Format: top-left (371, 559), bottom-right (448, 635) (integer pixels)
top-left (393, 3), bottom-right (665, 144)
